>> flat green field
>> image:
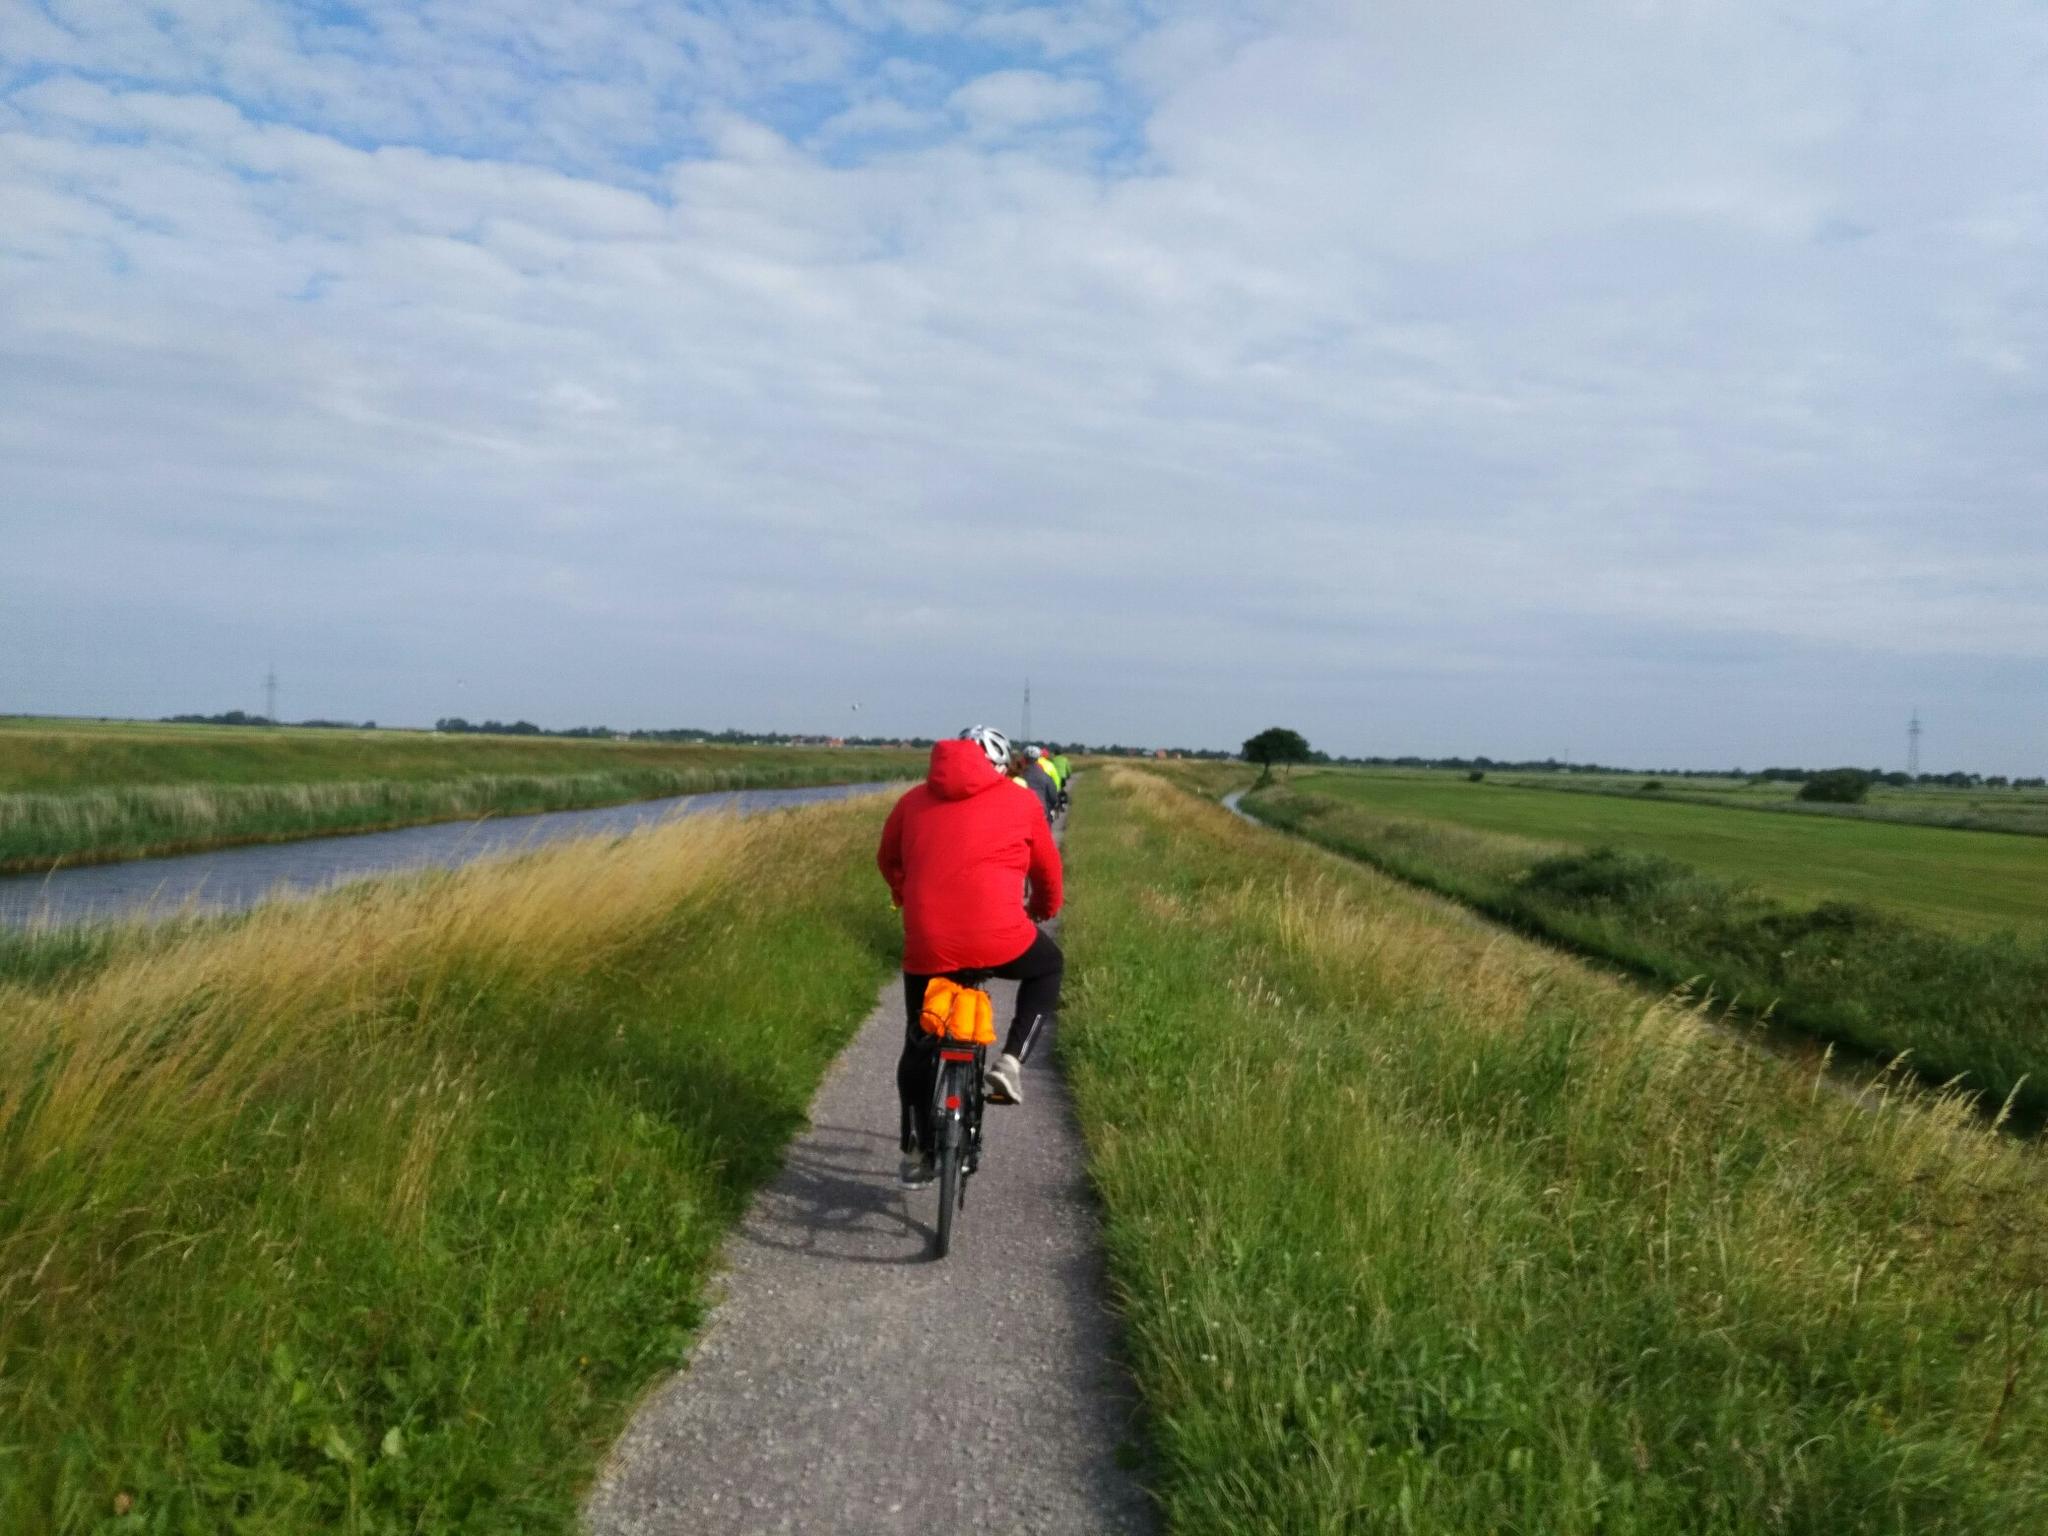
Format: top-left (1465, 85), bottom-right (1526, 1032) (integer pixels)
top-left (0, 717), bottom-right (910, 793)
top-left (0, 719), bottom-right (923, 870)
top-left (1485, 769), bottom-right (2048, 838)
top-left (1295, 770), bottom-right (2048, 934)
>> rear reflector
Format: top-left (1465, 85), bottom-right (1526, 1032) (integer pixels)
top-left (945, 1095), bottom-right (961, 1111)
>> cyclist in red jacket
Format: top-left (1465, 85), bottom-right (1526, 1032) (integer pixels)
top-left (877, 725), bottom-right (1064, 1187)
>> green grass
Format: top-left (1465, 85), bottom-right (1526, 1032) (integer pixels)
top-left (1486, 770), bottom-right (2048, 840)
top-left (0, 797), bottom-right (898, 1532)
top-left (0, 721), bottom-right (921, 869)
top-left (1243, 782), bottom-right (2048, 1113)
top-left (1290, 769), bottom-right (2048, 934)
top-left (0, 718), bottom-right (910, 793)
top-left (1064, 766), bottom-right (2048, 1534)
top-left (0, 916), bottom-right (207, 991)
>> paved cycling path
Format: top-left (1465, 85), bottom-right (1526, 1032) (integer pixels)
top-left (583, 965), bottom-right (1155, 1535)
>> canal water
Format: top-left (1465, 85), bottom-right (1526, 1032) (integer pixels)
top-left (0, 781), bottom-right (898, 930)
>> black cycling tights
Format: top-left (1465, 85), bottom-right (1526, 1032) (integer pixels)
top-left (897, 928), bottom-right (1063, 1153)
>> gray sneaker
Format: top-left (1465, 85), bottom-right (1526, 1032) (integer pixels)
top-left (899, 1153), bottom-right (936, 1188)
top-left (985, 1052), bottom-right (1024, 1106)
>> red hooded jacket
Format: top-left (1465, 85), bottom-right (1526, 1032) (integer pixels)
top-left (877, 739), bottom-right (1064, 974)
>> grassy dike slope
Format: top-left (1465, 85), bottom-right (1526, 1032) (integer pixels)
top-left (0, 721), bottom-right (921, 871)
top-left (1244, 783), bottom-right (2048, 1115)
top-left (1064, 767), bottom-right (2048, 1533)
top-left (1289, 770), bottom-right (2048, 934)
top-left (0, 796), bottom-right (898, 1532)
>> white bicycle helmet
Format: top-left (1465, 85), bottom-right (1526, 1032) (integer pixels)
top-left (959, 724), bottom-right (1011, 772)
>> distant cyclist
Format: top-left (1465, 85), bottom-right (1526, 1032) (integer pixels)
top-left (1038, 748), bottom-right (1072, 812)
top-left (1031, 747), bottom-right (1068, 820)
top-left (1014, 745), bottom-right (1060, 823)
top-left (877, 725), bottom-right (1064, 1186)
top-left (1051, 752), bottom-right (1073, 814)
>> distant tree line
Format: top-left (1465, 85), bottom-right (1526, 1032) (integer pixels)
top-left (617, 726), bottom-right (900, 747)
top-left (1752, 766), bottom-right (2046, 790)
top-left (434, 717), bottom-right (544, 736)
top-left (163, 711), bottom-right (374, 729)
top-left (1311, 753), bottom-right (2045, 790)
top-left (143, 711), bottom-right (2041, 784)
top-left (433, 721), bottom-right (1248, 758)
top-left (164, 710), bottom-right (275, 727)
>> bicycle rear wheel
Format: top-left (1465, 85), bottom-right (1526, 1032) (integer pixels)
top-left (935, 1142), bottom-right (961, 1258)
top-left (934, 1062), bottom-right (965, 1258)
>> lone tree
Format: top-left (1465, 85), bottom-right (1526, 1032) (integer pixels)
top-left (1242, 726), bottom-right (1311, 785)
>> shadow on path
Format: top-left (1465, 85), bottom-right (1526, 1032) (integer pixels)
top-left (585, 971), bottom-right (1155, 1536)
top-left (735, 1123), bottom-right (932, 1266)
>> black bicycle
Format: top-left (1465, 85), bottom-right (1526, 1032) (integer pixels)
top-left (926, 976), bottom-right (991, 1260)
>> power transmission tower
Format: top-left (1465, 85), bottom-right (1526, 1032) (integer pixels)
top-left (1021, 678), bottom-right (1032, 743)
top-left (1908, 708), bottom-right (1922, 775)
top-left (264, 662), bottom-right (278, 724)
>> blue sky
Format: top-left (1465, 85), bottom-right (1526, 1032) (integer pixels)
top-left (3, 0), bottom-right (2045, 771)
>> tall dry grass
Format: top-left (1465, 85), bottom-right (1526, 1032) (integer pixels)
top-left (0, 813), bottom-right (753, 1176)
top-left (0, 794), bottom-right (899, 1531)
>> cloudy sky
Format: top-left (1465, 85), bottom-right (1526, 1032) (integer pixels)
top-left (4, 1), bottom-right (2044, 771)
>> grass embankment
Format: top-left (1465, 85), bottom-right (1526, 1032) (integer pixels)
top-left (1064, 767), bottom-right (2048, 1532)
top-left (0, 722), bottom-right (920, 871)
top-left (0, 796), bottom-right (898, 1532)
top-left (1240, 781), bottom-right (2048, 1112)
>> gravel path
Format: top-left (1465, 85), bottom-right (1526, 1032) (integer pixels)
top-left (583, 964), bottom-right (1155, 1536)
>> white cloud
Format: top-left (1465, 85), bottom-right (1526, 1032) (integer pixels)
top-left (947, 69), bottom-right (1103, 132)
top-left (969, 5), bottom-right (1136, 60)
top-left (827, 0), bottom-right (964, 35)
top-left (817, 95), bottom-right (943, 141)
top-left (3, 0), bottom-right (2046, 768)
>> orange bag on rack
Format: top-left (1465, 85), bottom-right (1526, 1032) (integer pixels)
top-left (919, 977), bottom-right (997, 1045)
